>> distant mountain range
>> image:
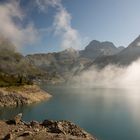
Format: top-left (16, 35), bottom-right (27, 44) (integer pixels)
top-left (1, 35), bottom-right (140, 85)
top-left (26, 39), bottom-right (125, 82)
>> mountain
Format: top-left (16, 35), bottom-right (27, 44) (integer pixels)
top-left (116, 35), bottom-right (140, 65)
top-left (92, 35), bottom-right (140, 67)
top-left (79, 40), bottom-right (124, 60)
top-left (26, 41), bottom-right (125, 83)
top-left (26, 48), bottom-right (90, 83)
top-left (3, 35), bottom-right (140, 85)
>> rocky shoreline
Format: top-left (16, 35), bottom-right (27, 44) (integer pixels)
top-left (0, 85), bottom-right (51, 107)
top-left (0, 114), bottom-right (97, 140)
top-left (0, 85), bottom-right (97, 139)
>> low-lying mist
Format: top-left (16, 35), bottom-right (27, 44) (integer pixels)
top-left (72, 58), bottom-right (140, 89)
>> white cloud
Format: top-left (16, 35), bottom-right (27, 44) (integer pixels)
top-left (53, 7), bottom-right (81, 49)
top-left (0, 0), bottom-right (85, 50)
top-left (0, 0), bottom-right (38, 48)
top-left (36, 0), bottom-right (61, 11)
top-left (72, 59), bottom-right (140, 89)
top-left (36, 0), bottom-right (81, 49)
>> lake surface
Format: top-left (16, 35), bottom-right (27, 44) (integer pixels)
top-left (1, 85), bottom-right (140, 140)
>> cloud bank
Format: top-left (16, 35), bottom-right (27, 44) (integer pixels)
top-left (0, 0), bottom-right (38, 48)
top-left (0, 0), bottom-right (83, 50)
top-left (36, 0), bottom-right (81, 49)
top-left (72, 59), bottom-right (140, 89)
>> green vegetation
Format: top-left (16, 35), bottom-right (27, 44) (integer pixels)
top-left (0, 73), bottom-right (33, 87)
top-left (0, 37), bottom-right (43, 87)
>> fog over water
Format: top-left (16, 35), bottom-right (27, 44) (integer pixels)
top-left (72, 58), bottom-right (140, 89)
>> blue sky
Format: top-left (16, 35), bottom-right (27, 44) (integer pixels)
top-left (1, 0), bottom-right (140, 54)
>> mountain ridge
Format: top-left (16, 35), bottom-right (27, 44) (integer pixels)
top-left (1, 35), bottom-right (140, 84)
top-left (92, 35), bottom-right (140, 67)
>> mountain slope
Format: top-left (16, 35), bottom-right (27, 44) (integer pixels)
top-left (26, 41), bottom-right (125, 82)
top-left (26, 48), bottom-right (90, 82)
top-left (92, 35), bottom-right (140, 67)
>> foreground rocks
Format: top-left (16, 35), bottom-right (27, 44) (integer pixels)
top-left (0, 85), bottom-right (51, 107)
top-left (0, 114), bottom-right (97, 140)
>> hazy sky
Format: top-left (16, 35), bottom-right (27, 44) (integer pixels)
top-left (1, 0), bottom-right (140, 54)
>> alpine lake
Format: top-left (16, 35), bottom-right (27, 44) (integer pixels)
top-left (0, 84), bottom-right (140, 140)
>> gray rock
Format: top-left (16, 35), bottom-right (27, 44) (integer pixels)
top-left (3, 133), bottom-right (13, 140)
top-left (30, 121), bottom-right (40, 128)
top-left (13, 113), bottom-right (22, 125)
top-left (0, 115), bottom-right (97, 140)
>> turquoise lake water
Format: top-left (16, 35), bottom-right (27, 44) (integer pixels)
top-left (0, 85), bottom-right (140, 140)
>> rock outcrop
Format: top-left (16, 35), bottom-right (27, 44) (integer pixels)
top-left (0, 114), bottom-right (97, 140)
top-left (0, 85), bottom-right (51, 107)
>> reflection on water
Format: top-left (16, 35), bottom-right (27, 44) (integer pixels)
top-left (0, 85), bottom-right (140, 140)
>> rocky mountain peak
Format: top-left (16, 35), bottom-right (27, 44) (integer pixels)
top-left (65, 47), bottom-right (77, 52)
top-left (118, 46), bottom-right (125, 50)
top-left (85, 40), bottom-right (100, 50)
top-left (101, 41), bottom-right (116, 49)
top-left (61, 47), bottom-right (79, 58)
top-left (80, 40), bottom-right (121, 60)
